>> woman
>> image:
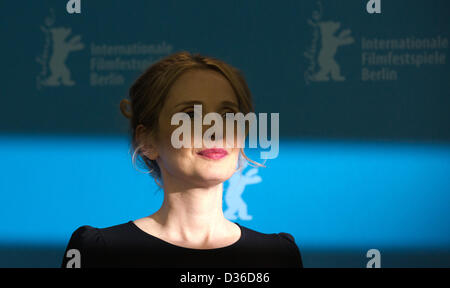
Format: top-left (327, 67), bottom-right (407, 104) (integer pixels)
top-left (61, 51), bottom-right (303, 268)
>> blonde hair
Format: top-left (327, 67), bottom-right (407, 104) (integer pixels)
top-left (120, 51), bottom-right (265, 186)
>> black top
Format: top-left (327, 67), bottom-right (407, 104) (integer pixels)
top-left (61, 221), bottom-right (303, 268)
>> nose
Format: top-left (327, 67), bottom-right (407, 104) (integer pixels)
top-left (201, 120), bottom-right (224, 148)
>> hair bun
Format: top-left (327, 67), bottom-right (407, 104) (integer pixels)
top-left (120, 99), bottom-right (133, 119)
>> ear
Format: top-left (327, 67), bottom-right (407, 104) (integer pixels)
top-left (136, 124), bottom-right (159, 160)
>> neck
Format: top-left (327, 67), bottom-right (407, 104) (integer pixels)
top-left (151, 174), bottom-right (227, 243)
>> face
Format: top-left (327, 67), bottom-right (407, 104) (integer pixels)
top-left (140, 69), bottom-right (242, 188)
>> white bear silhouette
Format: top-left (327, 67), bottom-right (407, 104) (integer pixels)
top-left (224, 162), bottom-right (262, 221)
top-left (43, 27), bottom-right (84, 86)
top-left (313, 21), bottom-right (354, 81)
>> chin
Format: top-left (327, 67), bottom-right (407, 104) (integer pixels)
top-left (192, 166), bottom-right (236, 186)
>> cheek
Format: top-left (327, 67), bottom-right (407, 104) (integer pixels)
top-left (230, 148), bottom-right (240, 163)
top-left (154, 128), bottom-right (189, 170)
top-left (159, 140), bottom-right (192, 168)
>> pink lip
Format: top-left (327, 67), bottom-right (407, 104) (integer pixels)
top-left (197, 148), bottom-right (228, 160)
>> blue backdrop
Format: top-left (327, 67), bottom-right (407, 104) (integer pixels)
top-left (0, 0), bottom-right (449, 267)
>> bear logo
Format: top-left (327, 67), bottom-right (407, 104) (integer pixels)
top-left (224, 161), bottom-right (262, 221)
top-left (43, 27), bottom-right (84, 86)
top-left (312, 21), bottom-right (354, 81)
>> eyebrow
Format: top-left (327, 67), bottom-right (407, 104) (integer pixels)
top-left (174, 100), bottom-right (239, 110)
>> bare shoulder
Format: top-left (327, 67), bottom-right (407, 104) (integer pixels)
top-left (132, 216), bottom-right (163, 237)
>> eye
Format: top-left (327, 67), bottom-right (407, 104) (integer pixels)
top-left (222, 110), bottom-right (236, 118)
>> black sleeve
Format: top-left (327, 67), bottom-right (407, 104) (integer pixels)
top-left (61, 225), bottom-right (108, 268)
top-left (277, 232), bottom-right (303, 268)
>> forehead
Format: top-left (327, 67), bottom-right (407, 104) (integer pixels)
top-left (165, 69), bottom-right (238, 107)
